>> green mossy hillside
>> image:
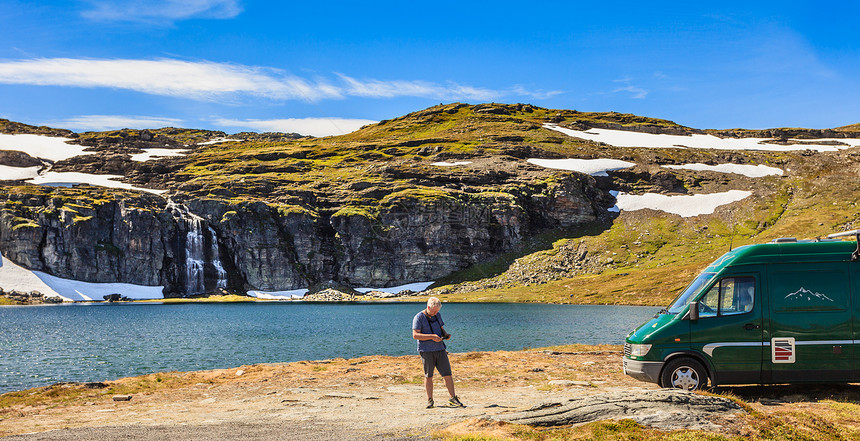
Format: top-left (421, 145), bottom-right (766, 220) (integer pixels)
top-left (4, 103), bottom-right (860, 305)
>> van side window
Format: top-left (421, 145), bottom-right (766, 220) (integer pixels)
top-left (698, 277), bottom-right (755, 317)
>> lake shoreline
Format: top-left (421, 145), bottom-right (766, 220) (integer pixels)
top-left (0, 303), bottom-right (658, 394)
top-left (2, 344), bottom-right (856, 441)
top-left (1, 293), bottom-right (658, 307)
top-left (0, 344), bottom-right (645, 439)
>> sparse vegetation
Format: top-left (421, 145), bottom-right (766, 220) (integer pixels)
top-left (4, 103), bottom-right (860, 308)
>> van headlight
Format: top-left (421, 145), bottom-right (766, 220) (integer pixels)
top-left (630, 344), bottom-right (652, 357)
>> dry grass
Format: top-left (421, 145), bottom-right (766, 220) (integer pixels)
top-left (3, 344), bottom-right (860, 440)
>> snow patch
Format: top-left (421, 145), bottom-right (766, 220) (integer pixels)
top-left (527, 158), bottom-right (635, 176)
top-left (0, 133), bottom-right (90, 161)
top-left (613, 190), bottom-right (752, 217)
top-left (431, 161), bottom-right (472, 166)
top-left (0, 252), bottom-right (163, 301)
top-left (544, 124), bottom-right (860, 152)
top-left (247, 289), bottom-right (309, 300)
top-left (196, 138), bottom-right (241, 146)
top-left (0, 165), bottom-right (41, 180)
top-left (355, 281), bottom-right (434, 294)
top-left (130, 148), bottom-right (189, 162)
top-left (26, 172), bottom-right (167, 195)
top-left (663, 163), bottom-right (783, 177)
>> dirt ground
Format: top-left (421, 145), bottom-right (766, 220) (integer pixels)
top-left (1, 346), bottom-right (857, 440)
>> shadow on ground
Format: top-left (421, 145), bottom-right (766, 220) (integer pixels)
top-left (715, 383), bottom-right (860, 405)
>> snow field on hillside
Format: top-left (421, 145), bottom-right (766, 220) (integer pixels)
top-left (0, 252), bottom-right (164, 301)
top-left (609, 189), bottom-right (752, 217)
top-left (247, 282), bottom-right (434, 300)
top-left (196, 138), bottom-right (241, 146)
top-left (431, 161), bottom-right (472, 166)
top-left (130, 148), bottom-right (189, 162)
top-left (26, 172), bottom-right (167, 194)
top-left (663, 163), bottom-right (783, 177)
top-left (527, 158), bottom-right (635, 176)
top-left (544, 124), bottom-right (860, 152)
top-left (0, 165), bottom-right (41, 180)
top-left (0, 133), bottom-right (90, 161)
top-left (355, 281), bottom-right (434, 294)
top-left (247, 289), bottom-right (309, 300)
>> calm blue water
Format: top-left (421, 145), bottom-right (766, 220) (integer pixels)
top-left (0, 302), bottom-right (657, 393)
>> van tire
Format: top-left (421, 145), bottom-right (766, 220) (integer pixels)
top-left (660, 358), bottom-right (708, 391)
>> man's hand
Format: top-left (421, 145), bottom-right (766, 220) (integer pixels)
top-left (413, 329), bottom-right (444, 342)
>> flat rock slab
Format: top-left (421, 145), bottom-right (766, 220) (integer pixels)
top-left (493, 389), bottom-right (744, 432)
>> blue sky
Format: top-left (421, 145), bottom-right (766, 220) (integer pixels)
top-left (1, 1), bottom-right (859, 136)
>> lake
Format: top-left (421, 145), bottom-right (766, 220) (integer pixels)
top-left (0, 302), bottom-right (657, 393)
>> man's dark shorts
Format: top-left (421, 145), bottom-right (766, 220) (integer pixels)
top-left (420, 350), bottom-right (452, 377)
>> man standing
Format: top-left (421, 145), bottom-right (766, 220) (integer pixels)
top-left (412, 297), bottom-right (465, 408)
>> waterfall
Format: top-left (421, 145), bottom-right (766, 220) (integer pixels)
top-left (184, 216), bottom-right (227, 294)
top-left (169, 201), bottom-right (228, 295)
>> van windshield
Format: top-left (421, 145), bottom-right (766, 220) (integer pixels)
top-left (666, 272), bottom-right (716, 314)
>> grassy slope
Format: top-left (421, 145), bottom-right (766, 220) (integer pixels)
top-left (419, 112), bottom-right (860, 305)
top-left (5, 104), bottom-right (860, 307)
top-left (431, 167), bottom-right (860, 306)
top-left (168, 104), bottom-right (690, 206)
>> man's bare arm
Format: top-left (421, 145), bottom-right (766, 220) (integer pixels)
top-left (413, 329), bottom-right (442, 342)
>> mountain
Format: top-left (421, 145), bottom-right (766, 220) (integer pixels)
top-left (1, 103), bottom-right (860, 303)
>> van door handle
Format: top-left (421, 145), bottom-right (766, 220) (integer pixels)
top-left (743, 323), bottom-right (761, 330)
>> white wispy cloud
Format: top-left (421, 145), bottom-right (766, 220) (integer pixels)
top-left (213, 117), bottom-right (378, 137)
top-left (82, 0), bottom-right (242, 23)
top-left (509, 85), bottom-right (564, 100)
top-left (0, 58), bottom-right (336, 101)
top-left (612, 85), bottom-right (648, 99)
top-left (0, 58), bottom-right (559, 103)
top-left (336, 74), bottom-right (525, 101)
top-left (46, 115), bottom-right (184, 131)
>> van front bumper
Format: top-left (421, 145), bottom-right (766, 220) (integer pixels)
top-left (622, 357), bottom-right (663, 384)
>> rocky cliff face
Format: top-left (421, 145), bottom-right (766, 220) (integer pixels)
top-left (0, 170), bottom-right (611, 296)
top-left (0, 104), bottom-right (662, 296)
top-left (0, 189), bottom-right (171, 286)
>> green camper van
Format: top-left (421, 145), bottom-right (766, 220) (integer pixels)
top-left (623, 231), bottom-right (860, 390)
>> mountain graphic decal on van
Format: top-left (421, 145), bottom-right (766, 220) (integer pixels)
top-left (784, 287), bottom-right (834, 302)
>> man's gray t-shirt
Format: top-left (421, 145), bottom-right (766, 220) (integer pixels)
top-left (413, 311), bottom-right (446, 352)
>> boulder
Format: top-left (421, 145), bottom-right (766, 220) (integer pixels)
top-left (0, 150), bottom-right (43, 167)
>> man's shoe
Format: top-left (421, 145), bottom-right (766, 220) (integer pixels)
top-left (426, 398), bottom-right (434, 408)
top-left (448, 396), bottom-right (465, 408)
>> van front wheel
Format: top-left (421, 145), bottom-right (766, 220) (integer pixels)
top-left (661, 358), bottom-right (708, 390)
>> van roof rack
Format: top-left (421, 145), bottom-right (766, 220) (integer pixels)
top-left (770, 237), bottom-right (797, 243)
top-left (827, 229), bottom-right (860, 239)
top-left (826, 230), bottom-right (860, 261)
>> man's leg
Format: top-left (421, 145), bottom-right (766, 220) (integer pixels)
top-left (421, 352), bottom-right (434, 401)
top-left (425, 376), bottom-right (434, 399)
top-left (442, 375), bottom-right (455, 397)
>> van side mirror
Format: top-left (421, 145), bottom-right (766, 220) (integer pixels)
top-left (689, 302), bottom-right (699, 321)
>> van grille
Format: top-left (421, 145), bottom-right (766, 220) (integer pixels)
top-left (623, 343), bottom-right (631, 357)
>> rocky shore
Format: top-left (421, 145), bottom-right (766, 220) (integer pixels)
top-left (0, 288), bottom-right (62, 305)
top-left (2, 345), bottom-right (856, 441)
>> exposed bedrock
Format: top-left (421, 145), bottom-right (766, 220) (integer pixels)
top-left (0, 172), bottom-right (612, 296)
top-left (494, 389), bottom-right (744, 432)
top-left (0, 192), bottom-right (171, 286)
